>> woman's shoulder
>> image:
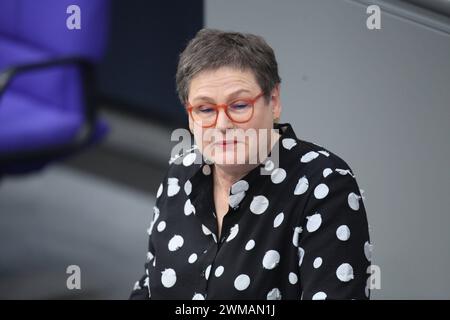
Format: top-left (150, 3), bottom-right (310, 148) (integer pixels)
top-left (282, 137), bottom-right (366, 214)
top-left (275, 123), bottom-right (357, 179)
top-left (163, 144), bottom-right (204, 181)
top-left (284, 136), bottom-right (358, 182)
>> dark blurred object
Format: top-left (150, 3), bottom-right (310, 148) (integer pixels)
top-left (402, 0), bottom-right (450, 17)
top-left (96, 0), bottom-right (203, 127)
top-left (0, 0), bottom-right (110, 175)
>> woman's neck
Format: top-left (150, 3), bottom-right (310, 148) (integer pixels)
top-left (212, 163), bottom-right (257, 193)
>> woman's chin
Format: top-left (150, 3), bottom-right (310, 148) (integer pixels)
top-left (209, 150), bottom-right (249, 166)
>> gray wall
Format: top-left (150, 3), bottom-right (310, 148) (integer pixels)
top-left (206, 0), bottom-right (450, 299)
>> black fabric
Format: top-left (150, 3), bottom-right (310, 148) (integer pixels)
top-left (130, 123), bottom-right (371, 300)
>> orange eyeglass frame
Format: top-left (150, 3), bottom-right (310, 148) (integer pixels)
top-left (185, 92), bottom-right (264, 128)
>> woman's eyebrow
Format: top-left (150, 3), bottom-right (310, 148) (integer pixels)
top-left (227, 89), bottom-right (252, 100)
top-left (192, 89), bottom-right (252, 104)
top-left (191, 96), bottom-right (216, 104)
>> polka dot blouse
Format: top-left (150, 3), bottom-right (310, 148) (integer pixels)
top-left (130, 123), bottom-right (372, 300)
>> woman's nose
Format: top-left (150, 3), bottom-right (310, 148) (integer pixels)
top-left (215, 108), bottom-right (234, 130)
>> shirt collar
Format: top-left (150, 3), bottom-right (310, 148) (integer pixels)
top-left (185, 122), bottom-right (298, 239)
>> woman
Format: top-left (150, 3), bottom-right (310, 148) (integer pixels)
top-left (130, 29), bottom-right (372, 300)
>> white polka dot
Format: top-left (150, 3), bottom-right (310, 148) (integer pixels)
top-left (336, 263), bottom-right (354, 282)
top-left (289, 272), bottom-right (298, 284)
top-left (184, 180), bottom-right (192, 195)
top-left (133, 280), bottom-right (141, 291)
top-left (336, 225), bottom-right (351, 241)
top-left (267, 288), bottom-right (282, 300)
top-left (229, 191), bottom-right (245, 209)
top-left (312, 291), bottom-right (327, 300)
top-left (192, 293), bottom-right (205, 300)
top-left (323, 168), bottom-right (333, 178)
top-left (282, 138), bottom-right (297, 150)
top-left (313, 257), bottom-right (322, 269)
top-left (146, 251), bottom-right (154, 262)
top-left (231, 180), bottom-right (249, 194)
top-left (153, 206), bottom-right (160, 218)
top-left (245, 240), bottom-right (255, 251)
top-left (250, 195), bottom-right (269, 215)
top-left (364, 241), bottom-right (373, 262)
top-left (348, 192), bottom-right (360, 211)
top-left (298, 247), bottom-right (305, 266)
top-left (234, 274), bottom-right (250, 291)
top-left (182, 152), bottom-right (197, 166)
top-left (156, 183), bottom-right (163, 198)
top-left (301, 151), bottom-right (319, 163)
top-left (264, 159), bottom-right (275, 171)
top-left (336, 168), bottom-right (352, 176)
top-left (318, 150), bottom-right (330, 157)
top-left (215, 266), bottom-right (224, 277)
top-left (314, 183), bottom-right (329, 199)
top-left (157, 221), bottom-right (166, 232)
top-left (262, 250), bottom-right (280, 269)
top-left (294, 176), bottom-right (309, 195)
top-left (184, 199), bottom-right (195, 216)
top-left (202, 165), bottom-right (211, 175)
top-left (168, 235), bottom-right (184, 251)
top-left (273, 212), bottom-right (284, 228)
top-left (167, 178), bottom-right (180, 197)
top-left (306, 213), bottom-right (322, 232)
top-left (226, 224), bottom-right (239, 242)
top-left (271, 168), bottom-right (286, 184)
top-left (161, 268), bottom-right (176, 288)
top-left (292, 227), bottom-right (303, 247)
top-left (205, 265), bottom-right (211, 280)
top-left (204, 155), bottom-right (214, 165)
top-left (202, 224), bottom-right (212, 236)
top-left (188, 253), bottom-right (197, 264)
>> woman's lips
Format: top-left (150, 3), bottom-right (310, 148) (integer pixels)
top-left (214, 138), bottom-right (237, 145)
top-left (214, 139), bottom-right (239, 148)
top-left (220, 140), bottom-right (236, 145)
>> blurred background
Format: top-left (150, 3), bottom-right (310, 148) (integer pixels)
top-left (0, 0), bottom-right (449, 299)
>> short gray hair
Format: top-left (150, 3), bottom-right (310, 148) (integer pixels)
top-left (176, 28), bottom-right (281, 105)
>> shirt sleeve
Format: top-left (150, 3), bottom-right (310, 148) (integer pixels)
top-left (297, 169), bottom-right (371, 300)
top-left (129, 202), bottom-right (160, 300)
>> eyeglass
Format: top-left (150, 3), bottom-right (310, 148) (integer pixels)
top-left (186, 92), bottom-right (264, 128)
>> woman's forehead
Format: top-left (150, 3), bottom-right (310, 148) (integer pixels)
top-left (188, 67), bottom-right (260, 101)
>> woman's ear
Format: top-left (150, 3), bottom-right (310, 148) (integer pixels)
top-left (271, 84), bottom-right (282, 121)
